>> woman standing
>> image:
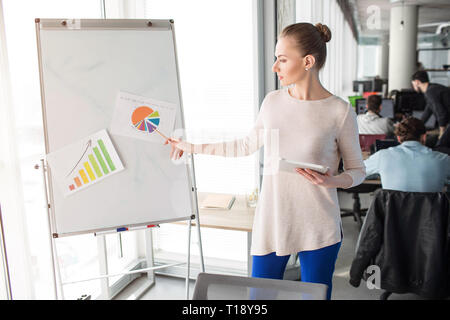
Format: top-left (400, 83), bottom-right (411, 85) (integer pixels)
top-left (166, 22), bottom-right (365, 300)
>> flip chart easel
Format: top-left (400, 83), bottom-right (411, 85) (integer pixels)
top-left (35, 18), bottom-right (204, 300)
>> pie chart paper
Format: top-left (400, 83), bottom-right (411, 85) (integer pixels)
top-left (111, 91), bottom-right (177, 143)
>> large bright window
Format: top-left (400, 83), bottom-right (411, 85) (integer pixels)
top-left (358, 45), bottom-right (379, 79)
top-left (1, 0), bottom-right (259, 299)
top-left (1, 0), bottom-right (142, 300)
top-left (145, 0), bottom-right (258, 195)
top-left (295, 0), bottom-right (358, 99)
top-left (144, 0), bottom-right (257, 268)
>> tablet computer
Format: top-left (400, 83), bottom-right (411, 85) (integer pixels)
top-left (279, 157), bottom-right (329, 174)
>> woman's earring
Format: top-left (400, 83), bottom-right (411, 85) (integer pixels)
top-left (305, 68), bottom-right (309, 71)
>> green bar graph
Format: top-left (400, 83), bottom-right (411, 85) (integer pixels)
top-left (94, 146), bottom-right (109, 174)
top-left (88, 154), bottom-right (103, 178)
top-left (98, 139), bottom-right (116, 171)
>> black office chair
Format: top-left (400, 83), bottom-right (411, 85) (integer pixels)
top-left (338, 157), bottom-right (381, 230)
top-left (349, 189), bottom-right (450, 300)
top-left (339, 183), bottom-right (380, 230)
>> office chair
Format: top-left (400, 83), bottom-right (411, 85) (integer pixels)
top-left (349, 189), bottom-right (450, 300)
top-left (339, 183), bottom-right (380, 230)
top-left (359, 134), bottom-right (386, 153)
top-left (192, 272), bottom-right (327, 300)
top-left (338, 137), bottom-right (384, 230)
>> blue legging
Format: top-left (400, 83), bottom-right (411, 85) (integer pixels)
top-left (251, 241), bottom-right (342, 300)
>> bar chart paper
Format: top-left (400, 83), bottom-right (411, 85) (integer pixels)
top-left (46, 129), bottom-right (125, 197)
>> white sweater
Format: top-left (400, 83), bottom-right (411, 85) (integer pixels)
top-left (357, 111), bottom-right (394, 135)
top-left (179, 88), bottom-right (366, 255)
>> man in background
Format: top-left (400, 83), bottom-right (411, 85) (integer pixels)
top-left (357, 94), bottom-right (394, 137)
top-left (411, 70), bottom-right (450, 148)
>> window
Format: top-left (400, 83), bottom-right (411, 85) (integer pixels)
top-left (1, 0), bottom-right (144, 300)
top-left (144, 0), bottom-right (257, 269)
top-left (1, 0), bottom-right (259, 299)
top-left (358, 45), bottom-right (379, 79)
top-left (295, 0), bottom-right (358, 99)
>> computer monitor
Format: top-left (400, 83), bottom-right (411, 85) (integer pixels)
top-left (412, 110), bottom-right (437, 130)
top-left (372, 79), bottom-right (384, 92)
top-left (348, 95), bottom-right (363, 108)
top-left (395, 90), bottom-right (426, 113)
top-left (352, 80), bottom-right (372, 93)
top-left (380, 98), bottom-right (394, 118)
top-left (374, 139), bottom-right (399, 153)
top-left (356, 98), bottom-right (367, 114)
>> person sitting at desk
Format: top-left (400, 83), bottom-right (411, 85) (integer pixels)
top-left (356, 94), bottom-right (394, 137)
top-left (364, 117), bottom-right (450, 192)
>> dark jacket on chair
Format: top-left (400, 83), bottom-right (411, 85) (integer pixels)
top-left (349, 189), bottom-right (450, 299)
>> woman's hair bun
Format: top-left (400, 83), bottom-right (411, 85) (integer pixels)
top-left (393, 117), bottom-right (426, 142)
top-left (315, 23), bottom-right (332, 43)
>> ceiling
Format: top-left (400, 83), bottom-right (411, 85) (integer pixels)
top-left (352, 0), bottom-right (450, 38)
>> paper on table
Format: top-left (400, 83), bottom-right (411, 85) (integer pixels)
top-left (200, 194), bottom-right (236, 210)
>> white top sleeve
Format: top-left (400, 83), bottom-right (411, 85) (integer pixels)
top-left (337, 105), bottom-right (366, 188)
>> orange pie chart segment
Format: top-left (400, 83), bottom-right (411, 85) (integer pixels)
top-left (131, 106), bottom-right (161, 133)
top-left (131, 106), bottom-right (153, 124)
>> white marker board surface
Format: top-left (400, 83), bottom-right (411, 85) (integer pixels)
top-left (36, 19), bottom-right (195, 237)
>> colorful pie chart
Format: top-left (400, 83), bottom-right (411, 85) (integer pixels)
top-left (131, 106), bottom-right (160, 133)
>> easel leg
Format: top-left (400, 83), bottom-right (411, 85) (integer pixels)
top-left (194, 215), bottom-right (205, 273)
top-left (53, 239), bottom-right (65, 300)
top-left (185, 219), bottom-right (192, 300)
top-left (145, 229), bottom-right (155, 285)
top-left (117, 233), bottom-right (123, 258)
top-left (189, 155), bottom-right (204, 273)
top-left (247, 231), bottom-right (252, 276)
top-left (39, 159), bottom-right (63, 300)
top-left (46, 223), bottom-right (59, 299)
top-left (97, 235), bottom-right (110, 299)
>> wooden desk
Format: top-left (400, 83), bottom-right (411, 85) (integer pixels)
top-left (179, 181), bottom-right (382, 275)
top-left (183, 193), bottom-right (299, 278)
top-left (362, 179), bottom-right (382, 185)
top-left (193, 193), bottom-right (255, 232)
top-left (174, 192), bottom-right (255, 275)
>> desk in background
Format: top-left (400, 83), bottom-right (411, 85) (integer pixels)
top-left (175, 192), bottom-right (300, 279)
top-left (174, 179), bottom-right (381, 276)
top-left (195, 193), bottom-right (254, 233)
top-left (174, 193), bottom-right (255, 276)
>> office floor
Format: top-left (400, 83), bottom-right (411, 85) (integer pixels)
top-left (113, 216), bottom-right (436, 300)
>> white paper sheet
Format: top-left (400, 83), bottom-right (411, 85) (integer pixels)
top-left (110, 91), bottom-right (177, 144)
top-left (46, 129), bottom-right (125, 197)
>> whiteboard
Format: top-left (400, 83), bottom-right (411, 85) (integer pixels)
top-left (36, 19), bottom-right (196, 237)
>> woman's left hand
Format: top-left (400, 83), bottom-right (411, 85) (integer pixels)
top-left (295, 168), bottom-right (337, 188)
